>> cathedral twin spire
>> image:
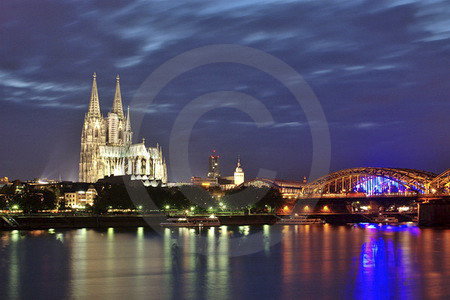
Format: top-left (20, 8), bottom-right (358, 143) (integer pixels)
top-left (87, 73), bottom-right (101, 117)
top-left (112, 74), bottom-right (124, 119)
top-left (87, 73), bottom-right (125, 119)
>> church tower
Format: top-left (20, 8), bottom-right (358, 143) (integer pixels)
top-left (79, 73), bottom-right (107, 182)
top-left (234, 156), bottom-right (245, 185)
top-left (107, 74), bottom-right (125, 145)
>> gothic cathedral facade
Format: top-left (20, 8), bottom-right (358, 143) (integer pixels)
top-left (79, 73), bottom-right (167, 184)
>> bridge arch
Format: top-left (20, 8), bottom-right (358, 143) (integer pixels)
top-left (429, 169), bottom-right (450, 193)
top-left (303, 167), bottom-right (436, 196)
top-left (242, 178), bottom-right (281, 189)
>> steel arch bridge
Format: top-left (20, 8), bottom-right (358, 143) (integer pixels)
top-left (303, 167), bottom-right (437, 196)
top-left (429, 169), bottom-right (450, 193)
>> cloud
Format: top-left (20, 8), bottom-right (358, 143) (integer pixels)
top-left (1, 0), bottom-right (450, 180)
top-left (355, 122), bottom-right (381, 129)
top-left (229, 120), bottom-right (305, 129)
top-left (132, 103), bottom-right (177, 114)
top-left (0, 73), bottom-right (81, 93)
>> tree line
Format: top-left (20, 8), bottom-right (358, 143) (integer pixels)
top-left (0, 182), bottom-right (283, 214)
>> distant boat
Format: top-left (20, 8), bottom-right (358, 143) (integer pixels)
top-left (277, 215), bottom-right (324, 225)
top-left (160, 216), bottom-right (221, 227)
top-left (372, 215), bottom-right (399, 224)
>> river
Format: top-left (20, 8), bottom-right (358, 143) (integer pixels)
top-left (0, 224), bottom-right (449, 299)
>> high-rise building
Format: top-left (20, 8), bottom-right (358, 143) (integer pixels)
top-left (233, 157), bottom-right (245, 185)
top-left (207, 150), bottom-right (220, 179)
top-left (79, 73), bottom-right (167, 183)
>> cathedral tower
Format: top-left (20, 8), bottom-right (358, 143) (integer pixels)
top-left (79, 73), bottom-right (106, 182)
top-left (107, 75), bottom-right (125, 145)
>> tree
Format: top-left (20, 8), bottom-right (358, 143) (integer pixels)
top-left (41, 189), bottom-right (57, 210)
top-left (93, 184), bottom-right (135, 213)
top-left (222, 186), bottom-right (283, 212)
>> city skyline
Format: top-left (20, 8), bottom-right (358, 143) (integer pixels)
top-left (2, 1), bottom-right (450, 182)
top-left (2, 3), bottom-right (450, 300)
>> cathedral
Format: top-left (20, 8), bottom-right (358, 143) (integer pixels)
top-left (79, 73), bottom-right (167, 184)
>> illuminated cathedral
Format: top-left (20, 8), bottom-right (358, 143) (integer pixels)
top-left (78, 73), bottom-right (167, 184)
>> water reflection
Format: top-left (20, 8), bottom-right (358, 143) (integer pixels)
top-left (70, 228), bottom-right (88, 298)
top-left (0, 229), bottom-right (70, 299)
top-left (9, 230), bottom-right (19, 299)
top-left (357, 237), bottom-right (393, 298)
top-left (0, 225), bottom-right (449, 299)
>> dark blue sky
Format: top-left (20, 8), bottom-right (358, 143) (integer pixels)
top-left (1, 0), bottom-right (450, 182)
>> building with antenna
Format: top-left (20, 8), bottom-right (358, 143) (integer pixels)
top-left (78, 73), bottom-right (167, 184)
top-left (207, 150), bottom-right (220, 179)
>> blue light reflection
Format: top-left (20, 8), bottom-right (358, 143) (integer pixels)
top-left (355, 223), bottom-right (420, 235)
top-left (353, 224), bottom-right (420, 299)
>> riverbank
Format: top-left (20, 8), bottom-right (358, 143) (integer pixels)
top-left (0, 213), bottom-right (422, 230)
top-left (0, 214), bottom-right (279, 230)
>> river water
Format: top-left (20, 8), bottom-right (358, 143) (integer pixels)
top-left (0, 224), bottom-right (449, 299)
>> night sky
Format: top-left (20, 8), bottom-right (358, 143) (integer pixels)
top-left (1, 0), bottom-right (450, 182)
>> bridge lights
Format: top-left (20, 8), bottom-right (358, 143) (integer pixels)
top-left (398, 206), bottom-right (410, 212)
